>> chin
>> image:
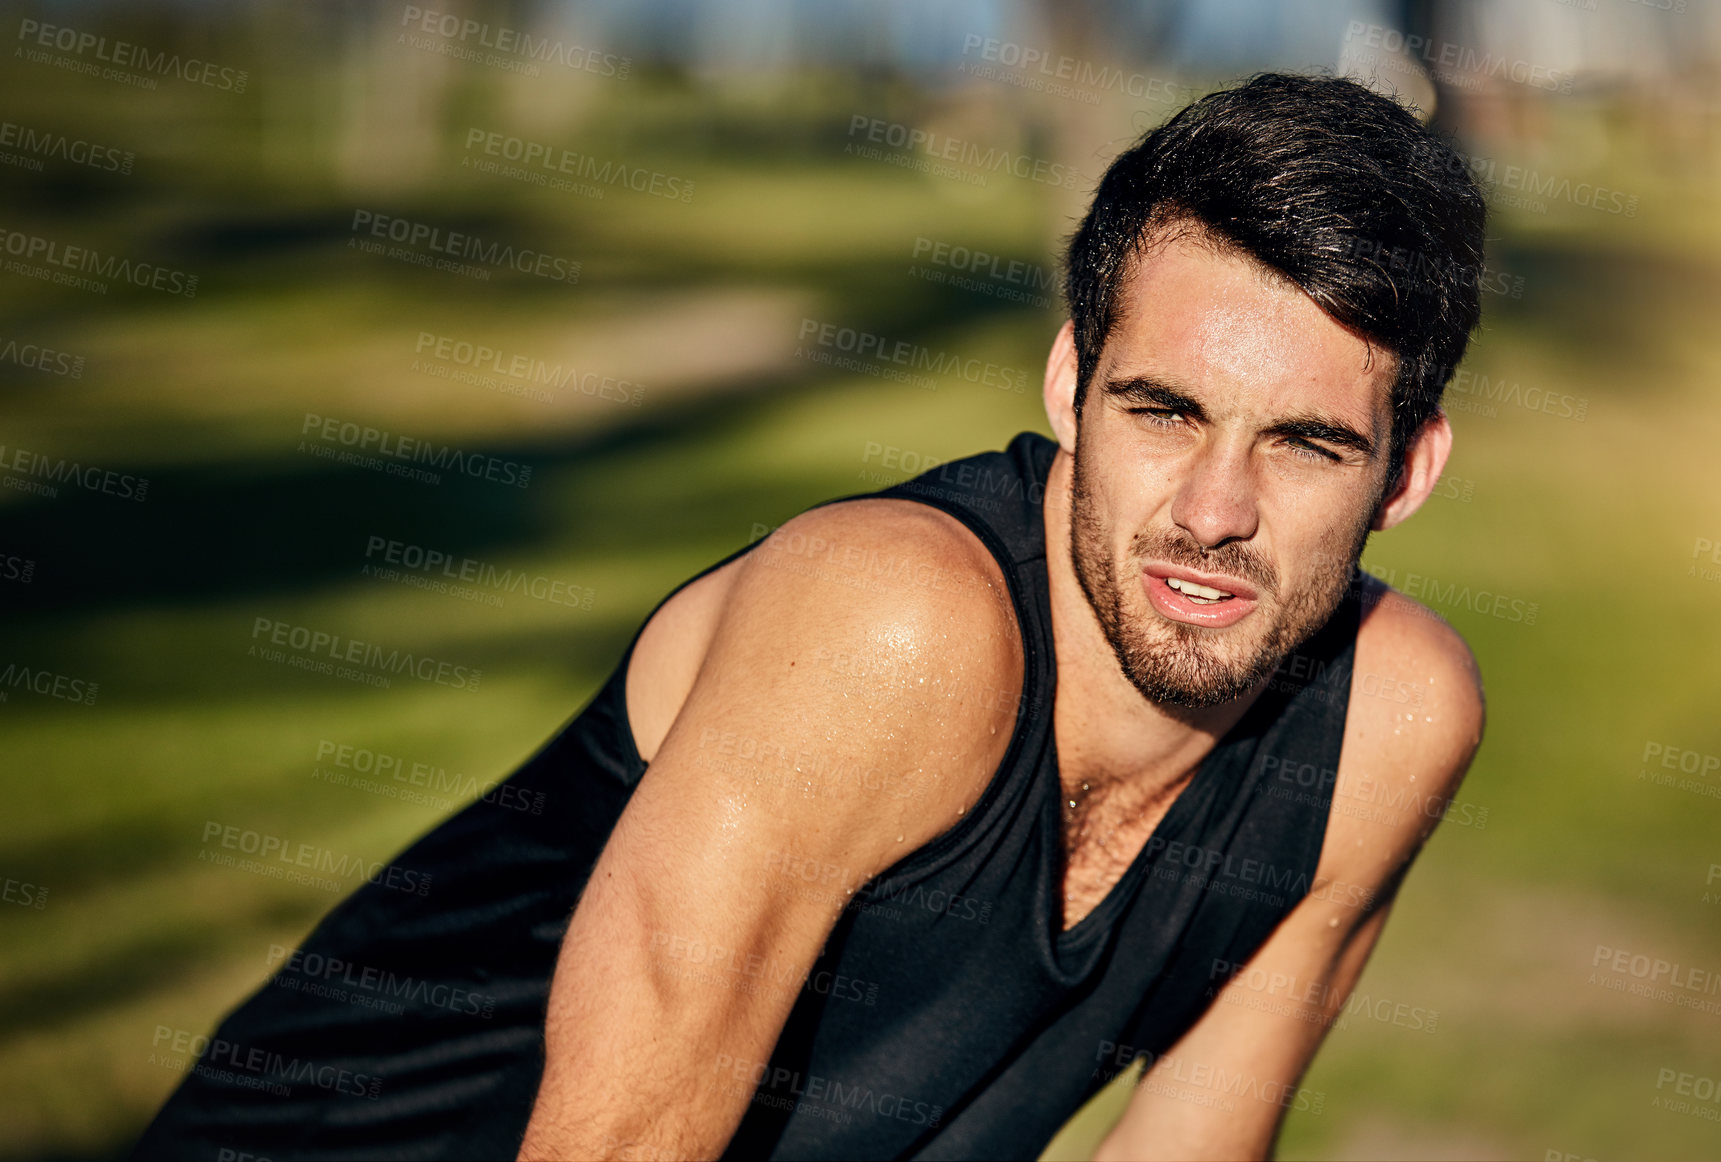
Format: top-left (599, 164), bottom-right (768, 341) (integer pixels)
top-left (1111, 612), bottom-right (1286, 710)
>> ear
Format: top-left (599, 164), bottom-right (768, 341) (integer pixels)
top-left (1044, 319), bottom-right (1080, 454)
top-left (1372, 410), bottom-right (1454, 531)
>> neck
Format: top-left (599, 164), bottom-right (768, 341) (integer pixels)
top-left (1041, 447), bottom-right (1270, 802)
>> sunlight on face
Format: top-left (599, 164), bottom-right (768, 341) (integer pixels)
top-left (1070, 228), bottom-right (1397, 708)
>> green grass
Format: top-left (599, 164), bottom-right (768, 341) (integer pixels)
top-left (2, 49), bottom-right (1720, 1162)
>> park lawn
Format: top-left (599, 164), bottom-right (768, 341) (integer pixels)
top-left (2, 71), bottom-right (1719, 1161)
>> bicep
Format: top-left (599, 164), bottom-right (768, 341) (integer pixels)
top-left (524, 506), bottom-right (1019, 1157)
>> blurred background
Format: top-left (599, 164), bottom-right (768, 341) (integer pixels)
top-left (2, 0), bottom-right (1720, 1158)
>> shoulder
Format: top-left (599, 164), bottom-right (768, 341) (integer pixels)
top-left (1349, 573), bottom-right (1486, 771)
top-left (628, 498), bottom-right (1024, 822)
top-left (745, 497), bottom-right (1016, 616)
top-left (1312, 574), bottom-right (1487, 898)
top-left (709, 496), bottom-right (1020, 668)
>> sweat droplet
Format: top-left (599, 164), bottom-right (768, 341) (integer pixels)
top-left (895, 834), bottom-right (904, 843)
top-left (1328, 917), bottom-right (1339, 927)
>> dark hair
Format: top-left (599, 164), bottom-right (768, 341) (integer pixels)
top-left (1063, 72), bottom-right (1487, 483)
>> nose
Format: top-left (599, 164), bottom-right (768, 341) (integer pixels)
top-left (1167, 439), bottom-right (1259, 550)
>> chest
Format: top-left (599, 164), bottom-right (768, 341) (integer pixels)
top-left (1055, 773), bottom-right (1192, 932)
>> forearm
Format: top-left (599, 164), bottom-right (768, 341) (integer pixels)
top-left (517, 854), bottom-right (807, 1160)
top-left (1092, 1079), bottom-right (1281, 1162)
top-left (519, 986), bottom-right (749, 1162)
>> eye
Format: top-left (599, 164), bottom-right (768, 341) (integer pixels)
top-left (1129, 407), bottom-right (1185, 430)
top-left (1286, 438), bottom-right (1341, 464)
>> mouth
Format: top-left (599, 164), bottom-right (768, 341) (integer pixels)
top-left (1141, 564), bottom-right (1260, 628)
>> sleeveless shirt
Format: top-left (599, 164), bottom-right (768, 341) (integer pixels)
top-left (131, 431), bottom-right (1359, 1161)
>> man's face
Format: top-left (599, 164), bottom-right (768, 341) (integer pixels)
top-left (1069, 230), bottom-right (1397, 709)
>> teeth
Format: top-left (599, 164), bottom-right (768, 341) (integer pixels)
top-left (1167, 576), bottom-right (1233, 602)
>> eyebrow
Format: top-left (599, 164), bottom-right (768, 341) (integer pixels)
top-left (1267, 415), bottom-right (1376, 458)
top-left (1103, 375), bottom-right (1208, 420)
top-left (1101, 374), bottom-right (1377, 459)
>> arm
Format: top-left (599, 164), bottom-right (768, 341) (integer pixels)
top-left (517, 501), bottom-right (1021, 1161)
top-left (1094, 588), bottom-right (1485, 1161)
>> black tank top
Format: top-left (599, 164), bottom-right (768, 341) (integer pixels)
top-left (131, 431), bottom-right (1359, 1162)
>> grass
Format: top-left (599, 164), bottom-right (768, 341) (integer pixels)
top-left (2, 48), bottom-right (1720, 1162)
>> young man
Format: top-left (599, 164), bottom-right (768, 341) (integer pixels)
top-left (134, 73), bottom-right (1487, 1161)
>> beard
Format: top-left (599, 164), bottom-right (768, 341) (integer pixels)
top-left (1068, 444), bottom-right (1370, 710)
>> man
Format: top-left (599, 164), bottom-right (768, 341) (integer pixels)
top-left (134, 72), bottom-right (1487, 1161)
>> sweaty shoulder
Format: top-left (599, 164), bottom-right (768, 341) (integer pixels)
top-left (627, 498), bottom-right (1024, 867)
top-left (1316, 575), bottom-right (1487, 891)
